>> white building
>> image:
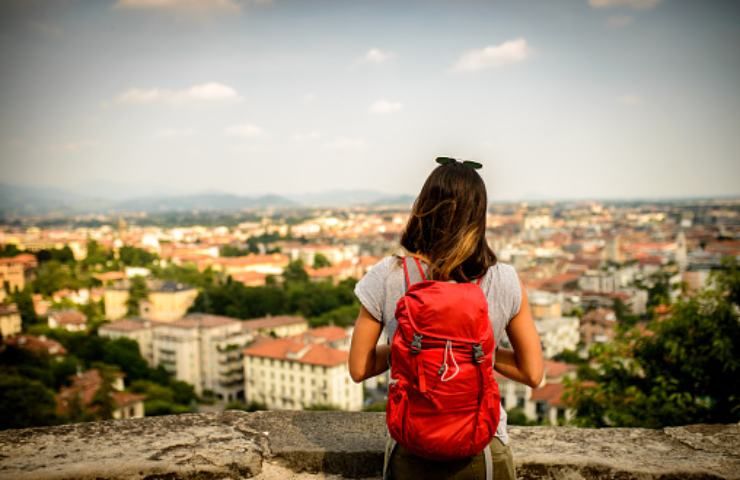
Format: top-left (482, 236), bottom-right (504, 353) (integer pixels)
top-left (534, 316), bottom-right (580, 358)
top-left (153, 314), bottom-right (251, 401)
top-left (243, 327), bottom-right (362, 411)
top-left (496, 360), bottom-right (577, 425)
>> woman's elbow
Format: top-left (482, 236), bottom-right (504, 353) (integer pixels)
top-left (525, 366), bottom-right (544, 389)
top-left (347, 363), bottom-right (365, 383)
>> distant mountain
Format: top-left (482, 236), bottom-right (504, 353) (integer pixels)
top-left (111, 193), bottom-right (297, 212)
top-left (1, 184), bottom-right (416, 217)
top-left (286, 189), bottom-right (414, 207)
top-left (0, 183), bottom-right (112, 217)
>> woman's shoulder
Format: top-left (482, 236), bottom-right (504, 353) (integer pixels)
top-left (484, 262), bottom-right (521, 295)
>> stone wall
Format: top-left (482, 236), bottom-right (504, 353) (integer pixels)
top-left (0, 411), bottom-right (738, 479)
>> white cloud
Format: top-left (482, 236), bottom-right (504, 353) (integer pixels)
top-left (113, 0), bottom-right (241, 13)
top-left (607, 15), bottom-right (634, 28)
top-left (293, 131), bottom-right (321, 141)
top-left (225, 123), bottom-right (265, 137)
top-left (589, 0), bottom-right (660, 10)
top-left (452, 38), bottom-right (531, 73)
top-left (362, 48), bottom-right (394, 64)
top-left (323, 137), bottom-right (366, 150)
top-left (302, 93), bottom-right (317, 104)
top-left (617, 93), bottom-right (643, 106)
top-left (369, 99), bottom-right (403, 114)
top-left (115, 82), bottom-right (243, 105)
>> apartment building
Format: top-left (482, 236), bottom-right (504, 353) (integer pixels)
top-left (104, 279), bottom-right (197, 321)
top-left (241, 315), bottom-right (308, 338)
top-left (0, 303), bottom-right (22, 338)
top-left (243, 327), bottom-right (362, 411)
top-left (153, 314), bottom-right (251, 401)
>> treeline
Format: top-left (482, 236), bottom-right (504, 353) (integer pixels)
top-left (0, 329), bottom-right (197, 430)
top-left (564, 256), bottom-right (740, 428)
top-left (190, 259), bottom-right (360, 327)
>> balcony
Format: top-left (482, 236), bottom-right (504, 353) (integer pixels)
top-left (0, 411), bottom-right (736, 479)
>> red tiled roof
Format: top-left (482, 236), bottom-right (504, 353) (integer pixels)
top-left (5, 334), bottom-right (67, 356)
top-left (243, 337), bottom-right (347, 367)
top-left (530, 382), bottom-right (566, 407)
top-left (544, 360), bottom-right (577, 379)
top-left (49, 309), bottom-right (87, 325)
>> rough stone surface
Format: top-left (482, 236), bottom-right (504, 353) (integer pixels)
top-left (0, 411), bottom-right (738, 480)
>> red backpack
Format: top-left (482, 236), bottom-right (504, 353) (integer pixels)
top-left (386, 256), bottom-right (501, 461)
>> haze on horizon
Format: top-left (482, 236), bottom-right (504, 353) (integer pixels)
top-left (1, 0), bottom-right (739, 202)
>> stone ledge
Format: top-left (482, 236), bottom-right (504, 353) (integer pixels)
top-left (0, 411), bottom-right (738, 479)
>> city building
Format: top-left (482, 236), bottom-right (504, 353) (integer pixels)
top-left (104, 279), bottom-right (198, 321)
top-left (580, 308), bottom-right (617, 347)
top-left (55, 368), bottom-right (145, 420)
top-left (0, 253), bottom-right (37, 292)
top-left (534, 316), bottom-right (580, 358)
top-left (243, 328), bottom-right (362, 411)
top-left (152, 314), bottom-right (251, 401)
top-left (0, 303), bottom-right (22, 338)
top-left (241, 315), bottom-right (309, 338)
top-left (4, 333), bottom-right (67, 358)
top-left (48, 309), bottom-right (87, 332)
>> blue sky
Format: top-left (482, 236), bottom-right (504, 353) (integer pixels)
top-left (1, 0), bottom-right (738, 201)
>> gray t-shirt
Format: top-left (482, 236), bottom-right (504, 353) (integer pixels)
top-left (353, 254), bottom-right (523, 446)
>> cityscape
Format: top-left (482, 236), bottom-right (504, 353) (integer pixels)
top-left (0, 1), bottom-right (739, 476)
top-left (1, 197), bottom-right (738, 429)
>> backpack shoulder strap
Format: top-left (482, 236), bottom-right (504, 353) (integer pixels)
top-left (401, 256), bottom-right (428, 291)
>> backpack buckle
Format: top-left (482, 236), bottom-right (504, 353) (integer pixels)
top-left (472, 344), bottom-right (484, 364)
top-left (410, 333), bottom-right (423, 354)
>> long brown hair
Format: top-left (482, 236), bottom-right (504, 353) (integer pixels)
top-left (399, 161), bottom-right (497, 282)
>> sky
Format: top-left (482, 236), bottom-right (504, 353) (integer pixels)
top-left (0, 0), bottom-right (739, 201)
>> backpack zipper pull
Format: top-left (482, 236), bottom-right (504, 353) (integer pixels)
top-left (410, 333), bottom-right (423, 354)
top-left (472, 343), bottom-right (484, 364)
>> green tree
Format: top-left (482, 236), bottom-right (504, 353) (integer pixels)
top-left (89, 363), bottom-right (118, 421)
top-left (564, 258), bottom-right (740, 427)
top-left (126, 276), bottom-right (148, 317)
top-left (312, 253), bottom-right (332, 269)
top-left (283, 259), bottom-right (309, 284)
top-left (0, 375), bottom-right (60, 429)
top-left (11, 287), bottom-right (39, 329)
top-left (119, 246), bottom-right (158, 267)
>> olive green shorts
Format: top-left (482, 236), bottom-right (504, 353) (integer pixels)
top-left (385, 437), bottom-right (516, 480)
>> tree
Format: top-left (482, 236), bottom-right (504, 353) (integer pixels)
top-left (283, 259), bottom-right (309, 284)
top-left (119, 246), bottom-right (157, 267)
top-left (0, 375), bottom-right (60, 429)
top-left (126, 276), bottom-right (148, 317)
top-left (313, 253), bottom-right (332, 269)
top-left (564, 257), bottom-right (740, 427)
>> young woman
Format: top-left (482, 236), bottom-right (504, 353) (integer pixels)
top-left (348, 157), bottom-right (544, 480)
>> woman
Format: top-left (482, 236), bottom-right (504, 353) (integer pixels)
top-left (348, 157), bottom-right (544, 479)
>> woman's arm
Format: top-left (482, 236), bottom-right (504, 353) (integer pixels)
top-left (494, 278), bottom-right (544, 388)
top-left (348, 305), bottom-right (390, 383)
